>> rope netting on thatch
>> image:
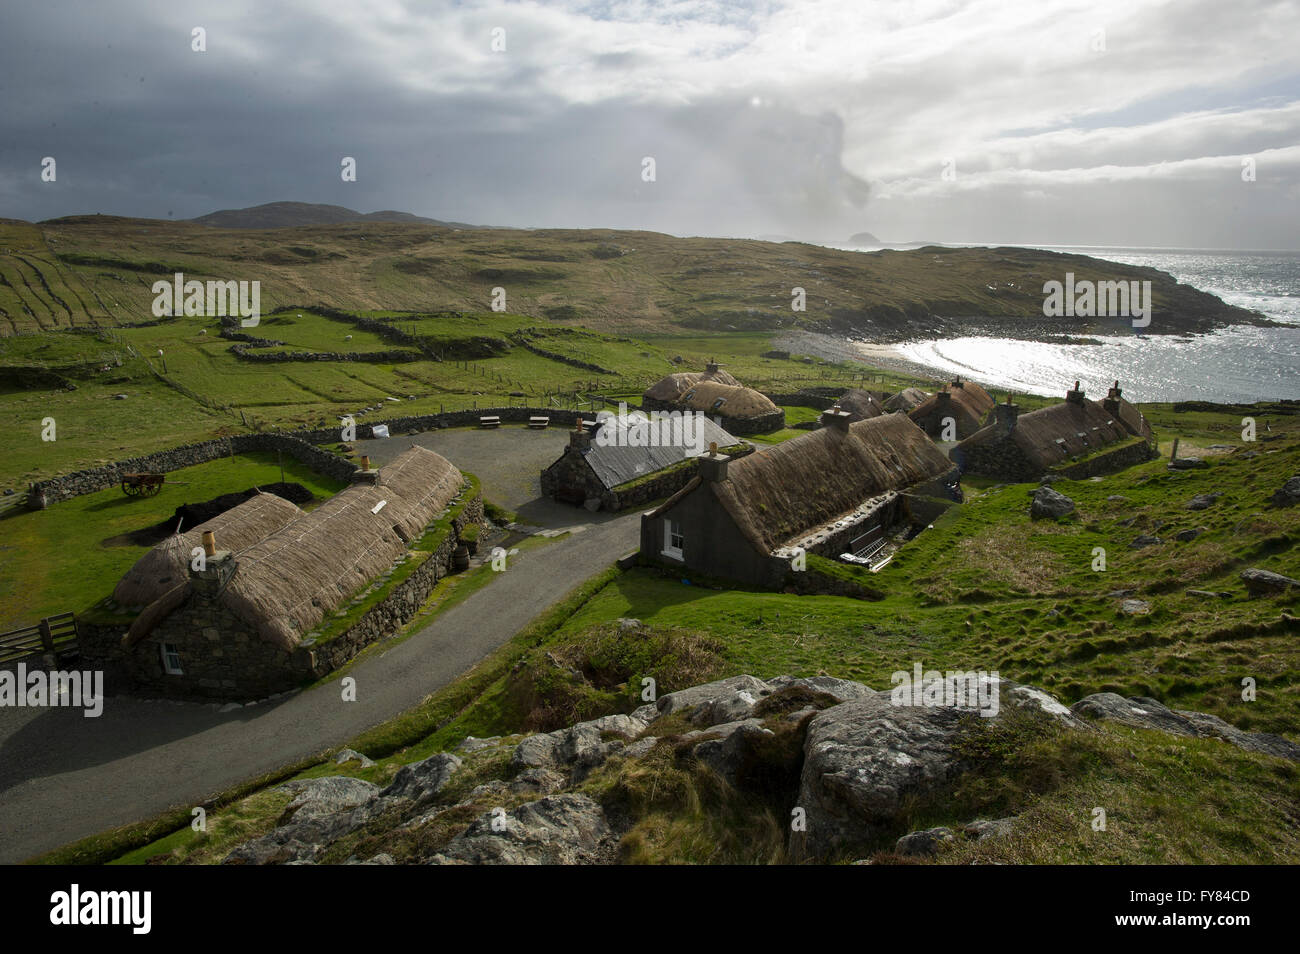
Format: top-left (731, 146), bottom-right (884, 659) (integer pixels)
top-left (112, 493), bottom-right (303, 609)
top-left (219, 445), bottom-right (462, 650)
top-left (711, 413), bottom-right (953, 552)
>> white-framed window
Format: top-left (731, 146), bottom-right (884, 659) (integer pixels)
top-left (662, 517), bottom-right (684, 560)
top-left (161, 642), bottom-right (183, 675)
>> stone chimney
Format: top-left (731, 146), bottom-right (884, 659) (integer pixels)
top-left (705, 358), bottom-right (721, 375)
top-left (820, 405), bottom-right (852, 430)
top-left (1066, 380), bottom-right (1085, 405)
top-left (1103, 380), bottom-right (1123, 416)
top-left (569, 420), bottom-right (592, 453)
top-left (697, 441), bottom-right (729, 482)
top-left (352, 454), bottom-right (379, 484)
top-left (190, 530), bottom-right (236, 599)
top-left (951, 377), bottom-right (965, 389)
top-left (995, 396), bottom-right (1020, 432)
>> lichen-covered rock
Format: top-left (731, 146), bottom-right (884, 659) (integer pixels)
top-left (1241, 568), bottom-right (1300, 595)
top-left (655, 674), bottom-right (773, 723)
top-left (1029, 486), bottom-right (1075, 520)
top-left (792, 679), bottom-right (1081, 861)
top-left (380, 752), bottom-right (462, 805)
top-left (1071, 693), bottom-right (1300, 762)
top-left (508, 713), bottom-right (648, 779)
top-left (766, 675), bottom-right (874, 703)
top-left (428, 794), bottom-right (614, 865)
top-left (895, 826), bottom-right (954, 856)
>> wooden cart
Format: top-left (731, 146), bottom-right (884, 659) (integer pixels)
top-left (121, 472), bottom-right (167, 497)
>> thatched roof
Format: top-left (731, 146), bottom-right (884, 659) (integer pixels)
top-left (702, 413), bottom-right (954, 552)
top-left (908, 380), bottom-right (995, 436)
top-left (220, 445), bottom-right (463, 649)
top-left (673, 380), bottom-right (778, 418)
top-left (123, 446), bottom-right (464, 651)
top-left (954, 397), bottom-right (1136, 470)
top-left (836, 388), bottom-right (886, 422)
top-left (643, 364), bottom-right (742, 404)
top-left (113, 492), bottom-right (303, 609)
top-left (883, 387), bottom-right (929, 412)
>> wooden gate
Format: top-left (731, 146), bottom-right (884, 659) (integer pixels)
top-left (0, 613), bottom-right (80, 666)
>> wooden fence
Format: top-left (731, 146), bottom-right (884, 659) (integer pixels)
top-left (0, 613), bottom-right (80, 666)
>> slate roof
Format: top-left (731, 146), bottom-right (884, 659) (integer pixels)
top-left (584, 415), bottom-right (740, 489)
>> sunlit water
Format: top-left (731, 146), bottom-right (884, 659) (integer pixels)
top-left (873, 246), bottom-right (1300, 403)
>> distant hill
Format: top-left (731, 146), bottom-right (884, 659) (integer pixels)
top-left (189, 201), bottom-right (480, 230)
top-left (847, 231), bottom-right (882, 245)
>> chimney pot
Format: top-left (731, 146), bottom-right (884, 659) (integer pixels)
top-left (202, 530), bottom-right (217, 557)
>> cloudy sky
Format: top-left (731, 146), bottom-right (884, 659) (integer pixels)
top-left (1, 0), bottom-right (1297, 248)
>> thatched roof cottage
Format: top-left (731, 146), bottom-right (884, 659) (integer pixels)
top-left (640, 410), bottom-right (960, 587)
top-left (908, 379), bottom-right (995, 440)
top-left (883, 387), bottom-right (930, 413)
top-left (949, 381), bottom-right (1156, 481)
top-left (97, 446), bottom-right (477, 700)
top-left (642, 361), bottom-right (784, 434)
top-left (541, 414), bottom-right (746, 511)
top-left (835, 388), bottom-right (887, 422)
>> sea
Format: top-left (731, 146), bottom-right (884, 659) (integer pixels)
top-left (851, 246), bottom-right (1300, 404)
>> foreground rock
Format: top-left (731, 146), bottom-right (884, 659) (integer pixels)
top-left (1240, 568), bottom-right (1300, 595)
top-left (1071, 694), bottom-right (1300, 762)
top-left (1030, 486), bottom-right (1075, 520)
top-left (428, 794), bottom-right (614, 865)
top-left (1270, 476), bottom-right (1300, 507)
top-left (792, 678), bottom-right (1085, 861)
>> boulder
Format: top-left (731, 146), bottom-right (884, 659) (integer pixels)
top-left (429, 794), bottom-right (614, 865)
top-left (1168, 457), bottom-right (1208, 470)
top-left (509, 712), bottom-right (647, 779)
top-left (766, 674), bottom-right (874, 703)
top-left (1270, 476), bottom-right (1300, 507)
top-left (224, 777), bottom-right (383, 865)
top-left (334, 748), bottom-right (375, 768)
top-left (962, 816), bottom-right (1016, 841)
top-left (1174, 527), bottom-right (1206, 542)
top-left (682, 718), bottom-right (776, 786)
top-left (792, 679), bottom-right (1082, 860)
top-left (895, 826), bottom-right (954, 857)
top-left (1029, 486), bottom-right (1075, 520)
top-left (279, 776), bottom-right (380, 822)
top-left (1119, 599), bottom-right (1151, 615)
top-left (1241, 568), bottom-right (1300, 595)
top-left (1129, 534), bottom-right (1162, 549)
top-left (655, 674), bottom-right (774, 724)
top-left (1071, 693), bottom-right (1300, 762)
top-left (380, 752), bottom-right (462, 805)
top-left (1185, 493), bottom-right (1222, 511)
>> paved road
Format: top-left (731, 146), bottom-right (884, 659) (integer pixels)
top-left (0, 497), bottom-right (640, 863)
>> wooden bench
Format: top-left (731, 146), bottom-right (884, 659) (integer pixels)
top-left (528, 416), bottom-right (550, 429)
top-left (479, 415), bottom-right (501, 429)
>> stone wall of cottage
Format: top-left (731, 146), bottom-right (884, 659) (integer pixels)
top-left (1050, 438), bottom-right (1157, 480)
